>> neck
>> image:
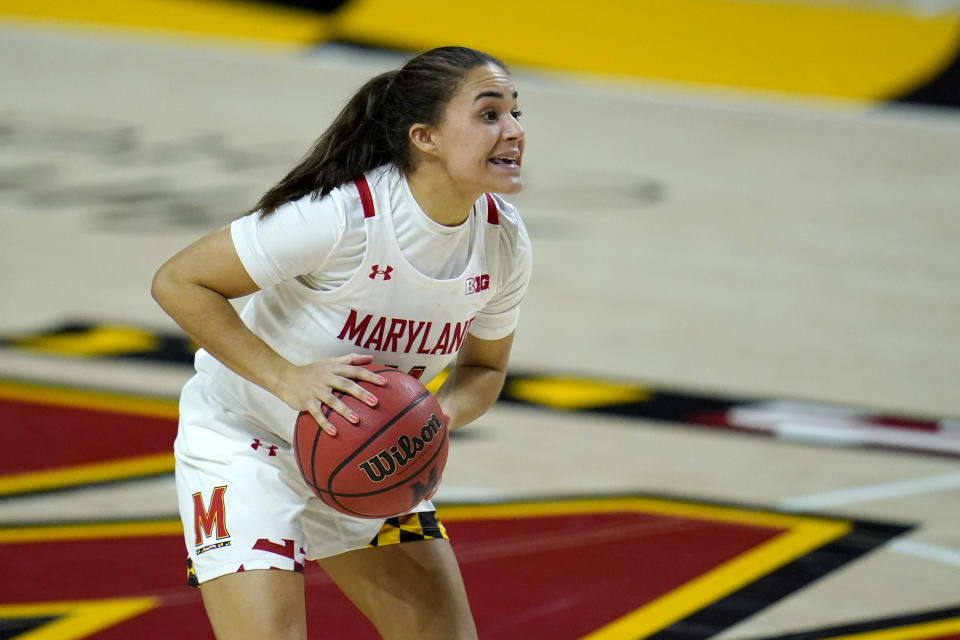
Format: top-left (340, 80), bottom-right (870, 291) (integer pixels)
top-left (405, 164), bottom-right (479, 227)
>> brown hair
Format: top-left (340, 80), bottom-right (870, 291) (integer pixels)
top-left (251, 46), bottom-right (507, 215)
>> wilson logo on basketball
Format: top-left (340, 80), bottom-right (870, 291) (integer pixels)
top-left (358, 413), bottom-right (444, 482)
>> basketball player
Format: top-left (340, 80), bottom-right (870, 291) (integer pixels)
top-left (151, 47), bottom-right (531, 639)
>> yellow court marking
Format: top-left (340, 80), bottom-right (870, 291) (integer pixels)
top-left (334, 0), bottom-right (960, 102)
top-left (0, 379), bottom-right (179, 419)
top-left (507, 376), bottom-right (651, 410)
top-left (0, 0), bottom-right (331, 48)
top-left (0, 597), bottom-right (158, 640)
top-left (439, 495), bottom-right (841, 530)
top-left (0, 498), bottom-right (849, 640)
top-left (439, 496), bottom-right (851, 640)
top-left (0, 380), bottom-right (178, 496)
top-left (2, 0), bottom-right (957, 101)
top-left (0, 496), bottom-right (837, 544)
top-left (0, 452), bottom-right (175, 498)
top-left (11, 325), bottom-right (159, 358)
top-left (582, 518), bottom-right (848, 639)
top-left (0, 519), bottom-right (183, 544)
top-left (820, 617), bottom-right (960, 640)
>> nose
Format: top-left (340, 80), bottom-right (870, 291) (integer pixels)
top-left (503, 115), bottom-right (524, 140)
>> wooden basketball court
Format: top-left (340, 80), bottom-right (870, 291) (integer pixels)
top-left (1, 1), bottom-right (959, 638)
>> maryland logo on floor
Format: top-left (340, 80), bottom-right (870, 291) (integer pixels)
top-left (4, 372), bottom-right (955, 639)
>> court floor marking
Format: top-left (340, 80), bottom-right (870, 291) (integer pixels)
top-left (0, 496), bottom-right (857, 640)
top-left (777, 474), bottom-right (960, 570)
top-left (1, 379), bottom-right (180, 497)
top-left (0, 453), bottom-right (174, 498)
top-left (818, 618), bottom-right (960, 640)
top-left (0, 519), bottom-right (182, 543)
top-left (777, 472), bottom-right (960, 510)
top-left (3, 0), bottom-right (958, 102)
top-left (0, 379), bottom-right (178, 419)
top-left (441, 497), bottom-right (852, 640)
top-left (0, 598), bottom-right (159, 640)
top-left (747, 606), bottom-right (960, 640)
top-left (887, 539), bottom-right (960, 569)
top-left (581, 518), bottom-right (849, 639)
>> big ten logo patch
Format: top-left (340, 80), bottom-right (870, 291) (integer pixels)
top-left (466, 274), bottom-right (490, 295)
top-left (193, 485), bottom-right (231, 553)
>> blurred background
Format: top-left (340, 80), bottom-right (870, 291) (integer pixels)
top-left (1, 1), bottom-right (959, 638)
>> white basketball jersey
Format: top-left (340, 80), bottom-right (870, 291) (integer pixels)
top-left (194, 166), bottom-right (519, 440)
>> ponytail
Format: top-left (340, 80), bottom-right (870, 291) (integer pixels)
top-left (250, 70), bottom-right (397, 215)
top-left (251, 46), bottom-right (506, 216)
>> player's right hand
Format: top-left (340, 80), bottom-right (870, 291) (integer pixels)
top-left (274, 353), bottom-right (386, 436)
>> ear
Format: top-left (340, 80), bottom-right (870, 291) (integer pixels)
top-left (408, 123), bottom-right (439, 157)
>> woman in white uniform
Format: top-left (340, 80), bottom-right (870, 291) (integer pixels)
top-left (151, 46), bottom-right (532, 639)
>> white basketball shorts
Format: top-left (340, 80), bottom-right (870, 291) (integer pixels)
top-left (174, 373), bottom-right (442, 586)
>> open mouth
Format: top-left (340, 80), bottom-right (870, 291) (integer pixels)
top-left (489, 156), bottom-right (520, 167)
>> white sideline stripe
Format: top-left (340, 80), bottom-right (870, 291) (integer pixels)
top-left (888, 539), bottom-right (960, 568)
top-left (777, 472), bottom-right (960, 510)
top-left (772, 422), bottom-right (960, 454)
top-left (727, 404), bottom-right (960, 455)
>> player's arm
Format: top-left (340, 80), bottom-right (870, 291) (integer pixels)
top-left (151, 225), bottom-right (276, 385)
top-left (151, 225), bottom-right (380, 435)
top-left (435, 331), bottom-right (514, 431)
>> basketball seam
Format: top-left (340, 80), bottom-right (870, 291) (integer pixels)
top-left (325, 420), bottom-right (448, 518)
top-left (321, 424), bottom-right (447, 498)
top-left (326, 388), bottom-right (438, 517)
top-left (296, 367), bottom-right (441, 518)
top-left (327, 388), bottom-right (431, 488)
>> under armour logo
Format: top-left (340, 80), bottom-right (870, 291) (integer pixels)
top-left (251, 438), bottom-right (278, 456)
top-left (369, 265), bottom-right (393, 280)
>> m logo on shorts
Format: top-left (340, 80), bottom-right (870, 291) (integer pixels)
top-left (193, 485), bottom-right (230, 547)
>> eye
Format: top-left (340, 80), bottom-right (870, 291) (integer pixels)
top-left (480, 109), bottom-right (498, 121)
top-left (511, 109), bottom-right (523, 120)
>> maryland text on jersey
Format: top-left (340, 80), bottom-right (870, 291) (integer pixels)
top-left (337, 309), bottom-right (475, 355)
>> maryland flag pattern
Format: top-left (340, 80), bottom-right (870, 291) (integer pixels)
top-left (368, 512), bottom-right (448, 547)
top-left (186, 558), bottom-right (199, 588)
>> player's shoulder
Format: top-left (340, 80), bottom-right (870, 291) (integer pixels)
top-left (483, 193), bottom-right (528, 241)
top-left (480, 193), bottom-right (531, 265)
top-left (324, 163), bottom-right (396, 215)
top-left (287, 174), bottom-right (371, 231)
top-left (482, 193), bottom-right (523, 228)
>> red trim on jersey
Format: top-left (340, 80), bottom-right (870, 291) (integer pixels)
top-left (484, 193), bottom-right (499, 225)
top-left (355, 176), bottom-right (376, 218)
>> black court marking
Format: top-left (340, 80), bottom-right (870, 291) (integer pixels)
top-left (3, 321), bottom-right (958, 459)
top-left (744, 604), bottom-right (960, 640)
top-left (647, 519), bottom-right (913, 639)
top-left (0, 616), bottom-right (60, 637)
top-left (897, 49), bottom-right (960, 109)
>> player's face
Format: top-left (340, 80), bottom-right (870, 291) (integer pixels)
top-left (431, 63), bottom-right (525, 195)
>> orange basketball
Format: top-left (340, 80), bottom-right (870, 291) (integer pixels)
top-left (293, 364), bottom-right (449, 519)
